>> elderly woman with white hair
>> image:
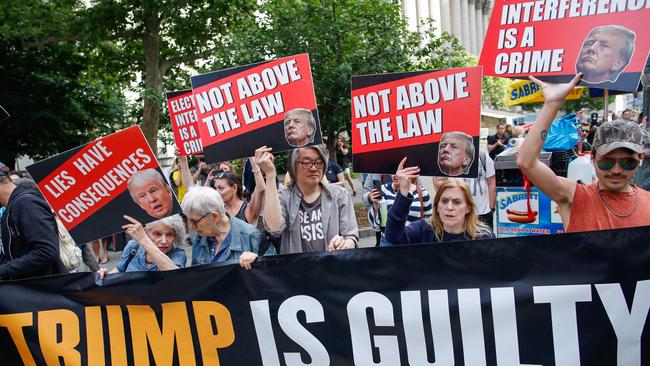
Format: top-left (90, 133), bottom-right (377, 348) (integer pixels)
top-left (97, 214), bottom-right (187, 278)
top-left (181, 186), bottom-right (273, 270)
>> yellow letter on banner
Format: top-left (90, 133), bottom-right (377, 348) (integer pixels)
top-left (193, 301), bottom-right (235, 366)
top-left (0, 312), bottom-right (37, 366)
top-left (128, 302), bottom-right (196, 366)
top-left (85, 306), bottom-right (105, 366)
top-left (38, 309), bottom-right (81, 366)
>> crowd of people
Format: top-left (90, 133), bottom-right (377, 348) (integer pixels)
top-left (1, 75), bottom-right (649, 281)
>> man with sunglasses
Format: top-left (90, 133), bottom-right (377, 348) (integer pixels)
top-left (259, 145), bottom-right (359, 253)
top-left (518, 73), bottom-right (650, 233)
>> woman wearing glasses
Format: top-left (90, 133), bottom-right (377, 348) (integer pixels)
top-left (258, 145), bottom-right (359, 254)
top-left (97, 215), bottom-right (187, 278)
top-left (181, 186), bottom-right (274, 269)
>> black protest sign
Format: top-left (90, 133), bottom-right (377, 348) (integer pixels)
top-left (1, 226), bottom-right (649, 365)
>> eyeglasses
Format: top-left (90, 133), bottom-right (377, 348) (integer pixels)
top-left (595, 157), bottom-right (640, 171)
top-left (188, 211), bottom-right (212, 226)
top-left (297, 160), bottom-right (324, 169)
top-left (215, 171), bottom-right (234, 180)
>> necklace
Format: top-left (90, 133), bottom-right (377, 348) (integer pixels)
top-left (597, 187), bottom-right (639, 218)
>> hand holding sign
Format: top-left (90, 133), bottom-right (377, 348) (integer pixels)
top-left (395, 157), bottom-right (420, 197)
top-left (529, 73), bottom-right (584, 105)
top-left (122, 215), bottom-right (148, 244)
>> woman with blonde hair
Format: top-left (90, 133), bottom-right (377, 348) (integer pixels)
top-left (385, 158), bottom-right (493, 244)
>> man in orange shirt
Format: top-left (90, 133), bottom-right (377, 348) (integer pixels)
top-left (517, 73), bottom-right (650, 232)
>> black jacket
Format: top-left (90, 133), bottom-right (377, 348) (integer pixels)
top-left (0, 187), bottom-right (66, 280)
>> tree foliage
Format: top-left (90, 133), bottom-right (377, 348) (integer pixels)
top-left (0, 1), bottom-right (128, 165)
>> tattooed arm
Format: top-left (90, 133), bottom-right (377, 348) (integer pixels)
top-left (517, 74), bottom-right (582, 206)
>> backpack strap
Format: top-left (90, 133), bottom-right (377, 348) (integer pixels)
top-left (122, 248), bottom-right (139, 270)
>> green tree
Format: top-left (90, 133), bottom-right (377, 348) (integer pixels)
top-left (0, 1), bottom-right (128, 165)
top-left (244, 0), bottom-right (470, 157)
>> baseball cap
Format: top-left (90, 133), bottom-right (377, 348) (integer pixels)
top-left (0, 161), bottom-right (9, 173)
top-left (592, 120), bottom-right (643, 156)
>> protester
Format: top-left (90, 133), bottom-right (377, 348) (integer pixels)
top-left (97, 215), bottom-right (187, 277)
top-left (385, 163), bottom-right (493, 244)
top-left (212, 169), bottom-right (264, 224)
top-left (181, 186), bottom-right (272, 269)
top-left (444, 149), bottom-right (497, 231)
top-left (8, 170), bottom-right (22, 181)
top-left (368, 158), bottom-right (433, 245)
top-left (361, 174), bottom-right (391, 245)
top-left (0, 171), bottom-right (66, 280)
top-left (169, 158), bottom-right (187, 202)
top-left (325, 159), bottom-right (345, 186)
top-left (488, 121), bottom-right (511, 159)
top-left (578, 124), bottom-right (593, 153)
top-left (127, 168), bottom-right (174, 219)
top-left (259, 145), bottom-right (359, 254)
top-left (336, 137), bottom-right (357, 195)
top-left (517, 73), bottom-right (650, 232)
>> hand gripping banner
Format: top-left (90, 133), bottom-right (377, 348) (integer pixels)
top-left (0, 226), bottom-right (649, 365)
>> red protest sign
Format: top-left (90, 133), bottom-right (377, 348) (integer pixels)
top-left (26, 126), bottom-right (182, 244)
top-left (479, 0), bottom-right (650, 92)
top-left (166, 89), bottom-right (202, 155)
top-left (190, 53), bottom-right (322, 163)
top-left (351, 67), bottom-right (482, 177)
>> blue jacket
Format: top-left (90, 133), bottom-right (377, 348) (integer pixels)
top-left (192, 214), bottom-right (274, 266)
top-left (116, 240), bottom-right (187, 272)
top-left (385, 191), bottom-right (494, 245)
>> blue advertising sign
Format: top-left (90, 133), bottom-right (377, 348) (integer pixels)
top-left (496, 187), bottom-right (564, 237)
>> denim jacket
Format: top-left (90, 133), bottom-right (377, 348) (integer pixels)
top-left (116, 240), bottom-right (187, 272)
top-left (265, 183), bottom-right (359, 254)
top-left (192, 214), bottom-right (274, 266)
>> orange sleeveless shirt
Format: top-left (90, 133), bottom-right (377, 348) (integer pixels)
top-left (567, 182), bottom-right (650, 232)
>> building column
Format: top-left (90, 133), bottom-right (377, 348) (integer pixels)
top-left (439, 0), bottom-right (452, 34)
top-left (460, 0), bottom-right (471, 51)
top-left (475, 0), bottom-right (484, 54)
top-left (449, 0), bottom-right (462, 44)
top-left (483, 1), bottom-right (492, 38)
top-left (468, 0), bottom-right (478, 54)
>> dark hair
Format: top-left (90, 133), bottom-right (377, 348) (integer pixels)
top-left (8, 170), bottom-right (22, 178)
top-left (213, 171), bottom-right (247, 200)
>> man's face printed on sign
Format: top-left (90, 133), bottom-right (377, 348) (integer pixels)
top-left (284, 109), bottom-right (315, 147)
top-left (438, 132), bottom-right (474, 177)
top-left (576, 26), bottom-right (635, 84)
top-left (128, 169), bottom-right (174, 219)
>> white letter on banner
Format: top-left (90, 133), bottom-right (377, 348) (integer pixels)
top-left (347, 292), bottom-right (399, 366)
top-left (250, 300), bottom-right (281, 366)
top-left (401, 290), bottom-right (454, 365)
top-left (533, 284), bottom-right (592, 366)
top-left (457, 289), bottom-right (487, 366)
top-left (491, 287), bottom-right (541, 366)
top-left (277, 295), bottom-right (330, 366)
top-left (596, 280), bottom-right (650, 366)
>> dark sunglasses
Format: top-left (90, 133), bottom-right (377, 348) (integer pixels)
top-left (215, 171), bottom-right (234, 179)
top-left (595, 157), bottom-right (640, 171)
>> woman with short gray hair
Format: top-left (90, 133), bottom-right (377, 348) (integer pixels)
top-left (97, 214), bottom-right (187, 278)
top-left (181, 186), bottom-right (273, 270)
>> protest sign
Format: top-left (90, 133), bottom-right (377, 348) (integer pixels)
top-left (25, 126), bottom-right (182, 244)
top-left (351, 67), bottom-right (482, 177)
top-left (166, 89), bottom-right (202, 155)
top-left (479, 0), bottom-right (650, 92)
top-left (1, 226), bottom-right (649, 365)
top-left (191, 53), bottom-right (322, 163)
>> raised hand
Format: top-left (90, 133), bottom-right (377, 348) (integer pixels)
top-left (255, 146), bottom-right (276, 176)
top-left (529, 73), bottom-right (582, 104)
top-left (122, 215), bottom-right (147, 243)
top-left (395, 157), bottom-right (420, 196)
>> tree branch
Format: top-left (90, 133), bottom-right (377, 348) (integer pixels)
top-left (160, 47), bottom-right (218, 74)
